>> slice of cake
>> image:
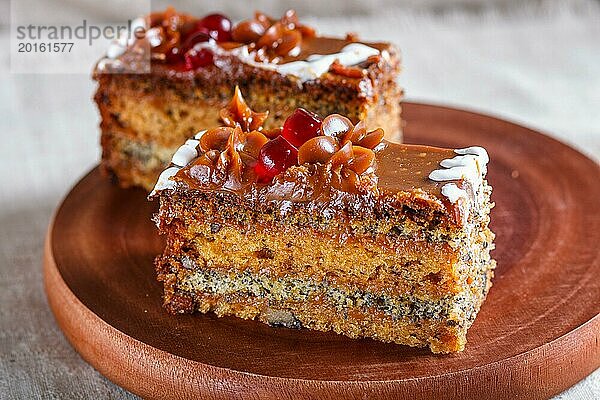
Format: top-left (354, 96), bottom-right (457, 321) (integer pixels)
top-left (150, 89), bottom-right (495, 353)
top-left (94, 8), bottom-right (403, 191)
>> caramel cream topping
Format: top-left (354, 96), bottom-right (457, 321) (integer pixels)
top-left (151, 88), bottom-right (490, 229)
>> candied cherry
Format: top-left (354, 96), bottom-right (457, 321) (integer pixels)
top-left (281, 108), bottom-right (322, 148)
top-left (164, 46), bottom-right (183, 64)
top-left (184, 48), bottom-right (213, 70)
top-left (255, 136), bottom-right (298, 183)
top-left (181, 29), bottom-right (210, 53)
top-left (199, 13), bottom-right (232, 42)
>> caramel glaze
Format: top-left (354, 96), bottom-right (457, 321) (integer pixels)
top-left (377, 143), bottom-right (455, 197)
top-left (277, 36), bottom-right (390, 64)
top-left (171, 141), bottom-right (465, 229)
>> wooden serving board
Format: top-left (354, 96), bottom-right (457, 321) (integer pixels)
top-left (44, 103), bottom-right (600, 399)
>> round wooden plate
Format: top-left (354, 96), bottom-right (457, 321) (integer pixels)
top-left (44, 103), bottom-right (600, 400)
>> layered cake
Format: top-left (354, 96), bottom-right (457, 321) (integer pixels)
top-left (94, 8), bottom-right (403, 191)
top-left (151, 90), bottom-right (495, 353)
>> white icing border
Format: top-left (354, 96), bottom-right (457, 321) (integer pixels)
top-left (194, 130), bottom-right (207, 139)
top-left (270, 43), bottom-right (380, 82)
top-left (441, 183), bottom-right (468, 204)
top-left (428, 146), bottom-right (489, 204)
top-left (150, 166), bottom-right (180, 196)
top-left (171, 139), bottom-right (199, 167)
top-left (190, 40), bottom-right (380, 83)
top-left (149, 130), bottom-right (207, 196)
top-left (105, 17), bottom-right (146, 60)
top-left (223, 42), bottom-right (379, 83)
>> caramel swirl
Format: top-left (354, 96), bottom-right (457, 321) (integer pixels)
top-left (232, 10), bottom-right (316, 60)
top-left (298, 137), bottom-right (339, 164)
top-left (219, 87), bottom-right (269, 132)
top-left (146, 7), bottom-right (196, 61)
top-left (177, 126), bottom-right (265, 191)
top-left (174, 88), bottom-right (269, 191)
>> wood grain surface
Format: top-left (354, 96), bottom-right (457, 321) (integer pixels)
top-left (44, 103), bottom-right (600, 399)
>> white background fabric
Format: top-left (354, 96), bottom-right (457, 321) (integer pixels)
top-left (0, 0), bottom-right (598, 398)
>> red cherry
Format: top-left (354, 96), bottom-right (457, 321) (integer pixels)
top-left (199, 14), bottom-right (232, 42)
top-left (181, 29), bottom-right (211, 53)
top-left (281, 108), bottom-right (322, 148)
top-left (164, 46), bottom-right (183, 64)
top-left (255, 136), bottom-right (298, 183)
top-left (184, 48), bottom-right (213, 70)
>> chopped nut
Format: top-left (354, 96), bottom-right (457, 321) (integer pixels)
top-left (329, 60), bottom-right (366, 79)
top-left (345, 32), bottom-right (360, 42)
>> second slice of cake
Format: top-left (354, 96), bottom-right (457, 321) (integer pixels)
top-left (151, 89), bottom-right (495, 353)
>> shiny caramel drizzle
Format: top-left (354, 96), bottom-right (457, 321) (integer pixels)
top-left (173, 87), bottom-right (385, 195)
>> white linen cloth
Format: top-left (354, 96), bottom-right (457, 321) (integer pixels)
top-left (0, 0), bottom-right (598, 398)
